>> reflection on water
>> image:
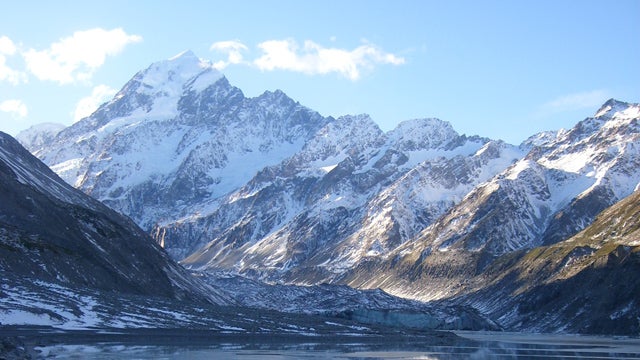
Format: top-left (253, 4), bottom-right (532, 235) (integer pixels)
top-left (37, 331), bottom-right (640, 359)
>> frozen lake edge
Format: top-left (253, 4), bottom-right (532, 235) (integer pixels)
top-left (2, 326), bottom-right (640, 359)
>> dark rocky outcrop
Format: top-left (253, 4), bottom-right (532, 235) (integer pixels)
top-left (0, 131), bottom-right (226, 303)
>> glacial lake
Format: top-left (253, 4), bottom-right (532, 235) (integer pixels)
top-left (25, 329), bottom-right (640, 359)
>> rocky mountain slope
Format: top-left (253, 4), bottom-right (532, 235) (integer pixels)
top-left (1, 130), bottom-right (494, 334)
top-left (15, 122), bottom-right (65, 153)
top-left (180, 120), bottom-right (523, 284)
top-left (0, 131), bottom-right (228, 304)
top-left (342, 99), bottom-right (640, 302)
top-left (28, 51), bottom-right (330, 246)
top-left (460, 189), bottom-right (640, 335)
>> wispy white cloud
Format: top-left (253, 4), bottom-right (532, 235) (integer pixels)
top-left (23, 28), bottom-right (142, 84)
top-left (0, 99), bottom-right (28, 118)
top-left (0, 36), bottom-right (27, 85)
top-left (541, 90), bottom-right (611, 113)
top-left (73, 84), bottom-right (117, 121)
top-left (0, 36), bottom-right (17, 55)
top-left (210, 38), bottom-right (405, 81)
top-left (210, 40), bottom-right (248, 70)
top-left (254, 39), bottom-right (405, 81)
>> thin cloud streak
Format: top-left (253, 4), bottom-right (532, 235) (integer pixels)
top-left (0, 36), bottom-right (28, 85)
top-left (0, 99), bottom-right (28, 118)
top-left (210, 38), bottom-right (405, 81)
top-left (541, 90), bottom-right (611, 113)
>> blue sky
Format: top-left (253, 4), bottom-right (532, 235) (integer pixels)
top-left (1, 0), bottom-right (638, 144)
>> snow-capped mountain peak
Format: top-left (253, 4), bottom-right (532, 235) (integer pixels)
top-left (135, 50), bottom-right (222, 94)
top-left (101, 50), bottom-right (224, 122)
top-left (15, 122), bottom-right (66, 153)
top-left (389, 99), bottom-right (640, 261)
top-left (594, 98), bottom-right (635, 119)
top-left (168, 49), bottom-right (199, 61)
top-left (387, 118), bottom-right (459, 151)
top-left (34, 52), bottom-right (330, 235)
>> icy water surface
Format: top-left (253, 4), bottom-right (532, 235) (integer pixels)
top-left (33, 331), bottom-right (640, 359)
top-left (4, 327), bottom-right (639, 359)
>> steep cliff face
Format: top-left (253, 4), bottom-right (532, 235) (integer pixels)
top-left (460, 189), bottom-right (640, 335)
top-left (0, 131), bottom-right (228, 304)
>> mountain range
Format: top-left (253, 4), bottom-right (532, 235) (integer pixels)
top-left (14, 51), bottom-right (640, 335)
top-left (1, 129), bottom-right (494, 337)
